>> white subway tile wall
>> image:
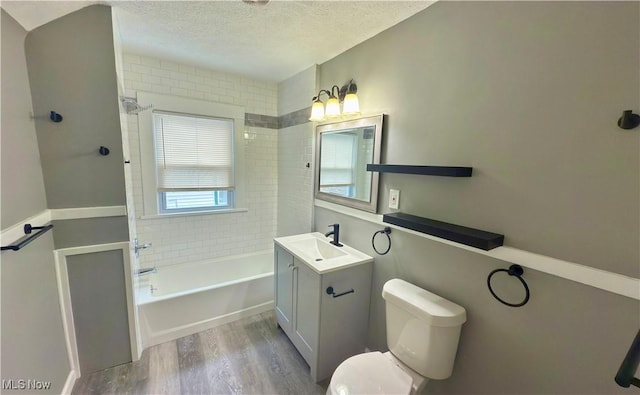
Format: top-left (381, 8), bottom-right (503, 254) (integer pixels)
top-left (276, 66), bottom-right (316, 236)
top-left (277, 123), bottom-right (314, 236)
top-left (123, 53), bottom-right (278, 268)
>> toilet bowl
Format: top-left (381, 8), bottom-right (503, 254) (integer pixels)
top-left (327, 351), bottom-right (427, 395)
top-left (327, 279), bottom-right (466, 395)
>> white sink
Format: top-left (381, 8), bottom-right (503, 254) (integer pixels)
top-left (288, 237), bottom-right (348, 260)
top-left (274, 232), bottom-right (373, 274)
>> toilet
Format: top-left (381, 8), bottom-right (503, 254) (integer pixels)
top-left (328, 278), bottom-right (467, 395)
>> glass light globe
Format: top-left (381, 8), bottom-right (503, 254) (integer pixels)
top-left (325, 96), bottom-right (341, 117)
top-left (342, 93), bottom-right (360, 114)
top-left (309, 100), bottom-right (325, 121)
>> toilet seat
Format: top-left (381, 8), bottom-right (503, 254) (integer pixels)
top-left (328, 352), bottom-right (413, 395)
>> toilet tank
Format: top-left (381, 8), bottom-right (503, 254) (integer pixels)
top-left (382, 279), bottom-right (466, 380)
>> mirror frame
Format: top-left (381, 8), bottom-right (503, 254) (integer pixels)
top-left (315, 114), bottom-right (383, 213)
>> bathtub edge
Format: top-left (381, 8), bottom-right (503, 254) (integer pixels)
top-left (143, 300), bottom-right (274, 348)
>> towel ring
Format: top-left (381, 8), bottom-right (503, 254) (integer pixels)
top-left (487, 264), bottom-right (530, 307)
top-left (372, 227), bottom-right (392, 255)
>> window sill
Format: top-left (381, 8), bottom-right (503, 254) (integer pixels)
top-left (140, 208), bottom-right (248, 220)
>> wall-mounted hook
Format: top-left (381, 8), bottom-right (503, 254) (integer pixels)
top-left (49, 111), bottom-right (63, 123)
top-left (618, 110), bottom-right (640, 130)
top-left (99, 146), bottom-right (110, 156)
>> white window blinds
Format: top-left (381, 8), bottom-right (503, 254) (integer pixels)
top-left (153, 111), bottom-right (234, 191)
top-left (319, 132), bottom-right (356, 186)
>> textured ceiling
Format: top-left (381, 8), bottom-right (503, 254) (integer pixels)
top-left (2, 1), bottom-right (434, 82)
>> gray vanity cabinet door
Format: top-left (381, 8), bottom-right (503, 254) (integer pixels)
top-left (292, 259), bottom-right (321, 365)
top-left (316, 262), bottom-right (373, 381)
top-left (274, 246), bottom-right (294, 335)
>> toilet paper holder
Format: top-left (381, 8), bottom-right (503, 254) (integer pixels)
top-left (326, 286), bottom-right (354, 298)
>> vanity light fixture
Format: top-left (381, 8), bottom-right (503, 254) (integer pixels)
top-left (309, 79), bottom-right (360, 121)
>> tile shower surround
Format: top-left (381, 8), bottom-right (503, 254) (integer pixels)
top-left (123, 53), bottom-right (285, 268)
top-left (244, 108), bottom-right (311, 129)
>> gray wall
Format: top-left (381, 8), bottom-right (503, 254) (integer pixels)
top-left (0, 11), bottom-right (47, 228)
top-left (0, 9), bottom-right (70, 394)
top-left (52, 217), bottom-right (130, 249)
top-left (21, 3), bottom-right (132, 380)
top-left (315, 2), bottom-right (639, 393)
top-left (25, 5), bottom-right (126, 209)
top-left (67, 250), bottom-right (131, 374)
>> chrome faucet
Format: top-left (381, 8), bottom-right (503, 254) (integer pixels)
top-left (135, 266), bottom-right (157, 276)
top-left (134, 238), bottom-right (152, 258)
top-left (325, 224), bottom-right (343, 247)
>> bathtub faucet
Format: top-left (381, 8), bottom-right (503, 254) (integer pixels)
top-left (135, 266), bottom-right (157, 276)
top-left (325, 224), bottom-right (343, 247)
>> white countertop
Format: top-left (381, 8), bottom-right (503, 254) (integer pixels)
top-left (274, 232), bottom-right (373, 274)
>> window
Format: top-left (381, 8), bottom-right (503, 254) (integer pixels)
top-left (153, 111), bottom-right (234, 213)
top-left (319, 132), bottom-right (357, 198)
top-left (137, 92), bottom-right (246, 217)
top-left (162, 190), bottom-right (230, 211)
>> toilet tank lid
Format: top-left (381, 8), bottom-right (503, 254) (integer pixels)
top-left (382, 279), bottom-right (467, 327)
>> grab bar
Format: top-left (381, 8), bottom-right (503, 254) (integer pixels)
top-left (615, 329), bottom-right (640, 388)
top-left (1, 224), bottom-right (54, 252)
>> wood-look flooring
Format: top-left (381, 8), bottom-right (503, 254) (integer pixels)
top-left (72, 311), bottom-right (328, 394)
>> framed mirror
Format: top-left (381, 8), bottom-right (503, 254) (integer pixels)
top-left (315, 114), bottom-right (383, 213)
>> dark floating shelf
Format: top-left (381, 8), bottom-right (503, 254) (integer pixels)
top-left (383, 212), bottom-right (504, 251)
top-left (366, 164), bottom-right (472, 177)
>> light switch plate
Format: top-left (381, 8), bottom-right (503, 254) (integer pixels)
top-left (389, 189), bottom-right (400, 209)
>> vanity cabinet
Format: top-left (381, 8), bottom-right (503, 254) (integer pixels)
top-left (274, 244), bottom-right (372, 382)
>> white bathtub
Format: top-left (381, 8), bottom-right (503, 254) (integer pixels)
top-left (136, 250), bottom-right (274, 347)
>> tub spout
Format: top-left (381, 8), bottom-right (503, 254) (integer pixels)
top-left (135, 266), bottom-right (157, 276)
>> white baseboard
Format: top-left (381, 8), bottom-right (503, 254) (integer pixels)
top-left (145, 301), bottom-right (273, 347)
top-left (61, 370), bottom-right (77, 395)
top-left (1, 205), bottom-right (127, 246)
